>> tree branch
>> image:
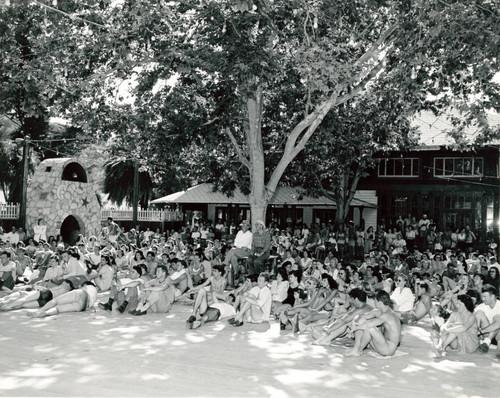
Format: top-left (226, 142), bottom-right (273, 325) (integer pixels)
top-left (354, 22), bottom-right (399, 69)
top-left (336, 61), bottom-right (385, 106)
top-left (32, 0), bottom-right (107, 29)
top-left (225, 127), bottom-right (251, 171)
top-left (267, 88), bottom-right (341, 191)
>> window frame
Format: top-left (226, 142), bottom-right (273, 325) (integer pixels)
top-left (433, 157), bottom-right (484, 178)
top-left (378, 158), bottom-right (420, 178)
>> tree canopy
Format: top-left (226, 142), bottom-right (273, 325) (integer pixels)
top-left (1, 0), bottom-right (500, 220)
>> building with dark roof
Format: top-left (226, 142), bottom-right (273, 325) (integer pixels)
top-left (358, 111), bottom-right (500, 250)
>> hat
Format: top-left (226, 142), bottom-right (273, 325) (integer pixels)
top-left (255, 220), bottom-right (266, 228)
top-left (240, 220), bottom-right (250, 226)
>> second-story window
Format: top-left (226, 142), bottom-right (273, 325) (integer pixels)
top-left (378, 158), bottom-right (419, 177)
top-left (434, 157), bottom-right (483, 177)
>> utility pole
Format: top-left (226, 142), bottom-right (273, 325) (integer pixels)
top-left (19, 136), bottom-right (30, 229)
top-left (132, 159), bottom-right (139, 225)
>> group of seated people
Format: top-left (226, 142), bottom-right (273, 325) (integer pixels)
top-left (0, 217), bottom-right (499, 360)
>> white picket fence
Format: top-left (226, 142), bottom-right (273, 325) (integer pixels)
top-left (0, 204), bottom-right (182, 222)
top-left (101, 209), bottom-right (183, 222)
top-left (0, 203), bottom-right (20, 219)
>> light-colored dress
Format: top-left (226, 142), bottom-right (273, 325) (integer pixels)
top-left (446, 311), bottom-right (479, 354)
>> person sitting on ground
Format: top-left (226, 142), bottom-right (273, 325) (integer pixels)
top-left (167, 259), bottom-right (192, 299)
top-left (281, 277), bottom-right (323, 333)
top-left (311, 288), bottom-right (373, 346)
top-left (188, 293), bottom-right (237, 329)
top-left (272, 270), bottom-right (302, 322)
top-left (228, 272), bottom-right (272, 327)
top-left (401, 282), bottom-right (432, 324)
top-left (475, 285), bottom-right (500, 357)
top-left (0, 251), bottom-right (17, 290)
top-left (441, 273), bottom-right (472, 312)
top-left (486, 267), bottom-right (500, 295)
top-left (390, 274), bottom-right (414, 315)
top-left (232, 274), bottom-right (258, 312)
top-left (421, 272), bottom-right (442, 297)
top-left (0, 279), bottom-right (74, 311)
top-left (13, 246), bottom-right (33, 283)
top-left (246, 220), bottom-right (272, 275)
top-left (131, 265), bottom-right (175, 316)
top-left (345, 290), bottom-right (402, 357)
top-left (442, 263), bottom-right (460, 292)
top-left (298, 274), bottom-right (339, 329)
top-left (98, 265), bottom-right (145, 313)
top-left (472, 273), bottom-right (486, 296)
top-left (28, 281), bottom-right (97, 318)
top-left (184, 264), bottom-right (228, 323)
top-left (31, 255), bottom-right (63, 287)
top-left (270, 268), bottom-right (289, 307)
top-left (187, 250), bottom-right (205, 286)
top-left (62, 248), bottom-right (87, 278)
top-left (144, 250), bottom-right (159, 277)
top-left (433, 294), bottom-right (479, 357)
top-left (85, 245), bottom-right (102, 270)
top-left (88, 255), bottom-right (114, 292)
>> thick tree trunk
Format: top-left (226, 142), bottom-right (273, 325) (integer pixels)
top-left (246, 85), bottom-right (272, 232)
top-left (335, 166), bottom-right (364, 228)
top-left (248, 197), bottom-right (267, 227)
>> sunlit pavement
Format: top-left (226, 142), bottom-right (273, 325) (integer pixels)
top-left (1, 299), bottom-right (499, 397)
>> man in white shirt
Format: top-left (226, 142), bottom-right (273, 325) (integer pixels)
top-left (223, 220), bottom-right (252, 276)
top-left (4, 227), bottom-right (19, 246)
top-left (187, 293), bottom-right (236, 329)
top-left (476, 285), bottom-right (500, 357)
top-left (229, 273), bottom-right (272, 327)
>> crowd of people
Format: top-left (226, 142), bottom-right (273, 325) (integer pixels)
top-left (0, 214), bottom-right (499, 360)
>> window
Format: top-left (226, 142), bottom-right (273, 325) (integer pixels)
top-left (434, 157), bottom-right (483, 177)
top-left (444, 196), bottom-right (472, 210)
top-left (378, 158), bottom-right (419, 177)
top-left (62, 162), bottom-right (88, 183)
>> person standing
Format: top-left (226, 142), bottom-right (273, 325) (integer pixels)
top-left (105, 217), bottom-right (120, 244)
top-left (33, 218), bottom-right (47, 244)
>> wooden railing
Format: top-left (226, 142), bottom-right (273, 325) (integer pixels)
top-left (0, 204), bottom-right (182, 222)
top-left (100, 209), bottom-right (183, 222)
top-left (0, 203), bottom-right (20, 219)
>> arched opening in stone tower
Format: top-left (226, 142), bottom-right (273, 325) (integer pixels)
top-left (61, 162), bottom-right (88, 183)
top-left (60, 215), bottom-right (85, 245)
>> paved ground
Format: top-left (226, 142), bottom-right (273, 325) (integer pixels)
top-left (1, 298), bottom-right (499, 398)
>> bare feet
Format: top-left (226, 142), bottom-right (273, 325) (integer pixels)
top-left (192, 320), bottom-right (202, 329)
top-left (311, 328), bottom-right (323, 340)
top-left (27, 311), bottom-right (44, 318)
top-left (344, 348), bottom-right (361, 357)
top-left (312, 338), bottom-right (331, 346)
top-left (432, 343), bottom-right (445, 358)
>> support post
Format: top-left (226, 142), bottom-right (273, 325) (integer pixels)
top-left (19, 136), bottom-right (30, 229)
top-left (132, 159), bottom-right (139, 225)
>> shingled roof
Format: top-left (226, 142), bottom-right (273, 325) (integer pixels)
top-left (150, 183), bottom-right (377, 208)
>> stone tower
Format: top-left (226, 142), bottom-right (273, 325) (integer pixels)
top-left (26, 158), bottom-right (101, 245)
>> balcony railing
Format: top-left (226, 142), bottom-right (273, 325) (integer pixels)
top-left (0, 203), bottom-right (20, 219)
top-left (0, 204), bottom-right (182, 223)
top-left (100, 209), bottom-right (183, 222)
